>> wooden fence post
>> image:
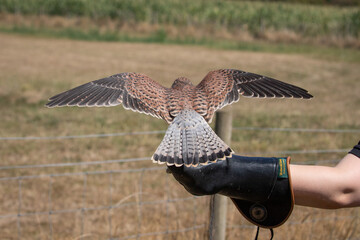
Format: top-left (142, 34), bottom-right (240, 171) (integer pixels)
top-left (209, 106), bottom-right (232, 240)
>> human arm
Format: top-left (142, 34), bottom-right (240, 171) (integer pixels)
top-left (291, 153), bottom-right (360, 209)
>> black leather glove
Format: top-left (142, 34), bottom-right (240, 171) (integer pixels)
top-left (168, 155), bottom-right (286, 200)
top-left (167, 155), bottom-right (294, 228)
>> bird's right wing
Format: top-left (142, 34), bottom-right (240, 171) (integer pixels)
top-left (46, 72), bottom-right (171, 121)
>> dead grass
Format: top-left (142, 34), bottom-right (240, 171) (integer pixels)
top-left (0, 32), bottom-right (359, 239)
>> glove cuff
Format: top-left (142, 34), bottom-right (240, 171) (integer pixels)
top-left (349, 141), bottom-right (360, 158)
top-left (231, 157), bottom-right (294, 228)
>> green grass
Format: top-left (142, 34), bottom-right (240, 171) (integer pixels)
top-left (1, 0), bottom-right (359, 62)
top-left (1, 24), bottom-right (360, 63)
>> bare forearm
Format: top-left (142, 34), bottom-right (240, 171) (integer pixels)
top-left (290, 154), bottom-right (360, 209)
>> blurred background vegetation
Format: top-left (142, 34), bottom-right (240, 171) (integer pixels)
top-left (0, 0), bottom-right (359, 50)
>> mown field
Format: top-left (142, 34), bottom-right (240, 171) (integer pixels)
top-left (0, 32), bottom-right (359, 239)
top-left (0, 0), bottom-right (359, 48)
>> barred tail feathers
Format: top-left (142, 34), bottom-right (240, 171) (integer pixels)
top-left (151, 110), bottom-right (233, 167)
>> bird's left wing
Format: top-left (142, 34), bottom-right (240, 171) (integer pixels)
top-left (196, 69), bottom-right (313, 120)
top-left (46, 72), bottom-right (171, 121)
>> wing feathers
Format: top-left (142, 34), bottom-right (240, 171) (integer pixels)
top-left (86, 88), bottom-right (108, 106)
top-left (250, 81), bottom-right (276, 98)
top-left (106, 90), bottom-right (122, 106)
top-left (46, 73), bottom-right (171, 121)
top-left (237, 83), bottom-right (254, 97)
top-left (196, 69), bottom-right (313, 120)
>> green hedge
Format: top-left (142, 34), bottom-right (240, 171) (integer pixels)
top-left (0, 0), bottom-right (359, 37)
top-left (231, 0), bottom-right (360, 6)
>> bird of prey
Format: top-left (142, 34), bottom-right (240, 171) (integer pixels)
top-left (46, 69), bottom-right (312, 167)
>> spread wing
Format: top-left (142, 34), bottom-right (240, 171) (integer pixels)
top-left (46, 72), bottom-right (171, 121)
top-left (196, 69), bottom-right (313, 121)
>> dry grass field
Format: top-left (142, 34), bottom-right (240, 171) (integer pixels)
top-left (0, 32), bottom-right (359, 239)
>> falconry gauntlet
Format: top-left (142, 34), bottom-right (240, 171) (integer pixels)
top-left (167, 155), bottom-right (294, 228)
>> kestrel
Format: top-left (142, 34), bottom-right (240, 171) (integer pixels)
top-left (46, 69), bottom-right (312, 166)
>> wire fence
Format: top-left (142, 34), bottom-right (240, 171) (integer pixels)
top-left (0, 126), bottom-right (359, 240)
top-left (1, 126), bottom-right (359, 141)
top-left (0, 164), bottom-right (207, 239)
top-left (1, 168), bottom-right (203, 239)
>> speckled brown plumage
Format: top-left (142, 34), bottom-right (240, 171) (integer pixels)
top-left (47, 69), bottom-right (313, 166)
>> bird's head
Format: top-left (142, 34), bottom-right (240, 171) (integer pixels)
top-left (171, 77), bottom-right (193, 90)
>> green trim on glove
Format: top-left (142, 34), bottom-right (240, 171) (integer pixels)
top-left (278, 158), bottom-right (288, 178)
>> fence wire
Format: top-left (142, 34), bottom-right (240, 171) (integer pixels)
top-left (0, 166), bottom-right (205, 239)
top-left (233, 126), bottom-right (360, 133)
top-left (0, 150), bottom-right (347, 171)
top-left (0, 126), bottom-right (359, 239)
top-left (0, 130), bottom-right (166, 141)
top-left (0, 126), bottom-right (359, 141)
